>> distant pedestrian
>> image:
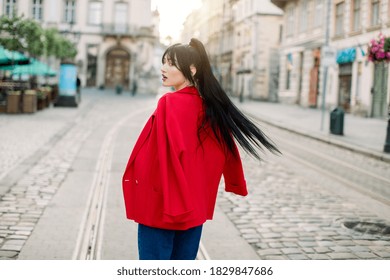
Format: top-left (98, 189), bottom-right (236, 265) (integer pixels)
top-left (76, 76), bottom-right (81, 94)
top-left (131, 80), bottom-right (137, 96)
top-left (122, 38), bottom-right (280, 260)
top-left (76, 76), bottom-right (81, 102)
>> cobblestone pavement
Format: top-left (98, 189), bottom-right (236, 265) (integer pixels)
top-left (1, 89), bottom-right (390, 260)
top-left (219, 147), bottom-right (390, 260)
top-left (0, 90), bottom-right (154, 259)
top-left (0, 101), bottom-right (102, 258)
top-left (0, 107), bottom-right (77, 182)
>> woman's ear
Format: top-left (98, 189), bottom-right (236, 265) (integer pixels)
top-left (190, 65), bottom-right (197, 77)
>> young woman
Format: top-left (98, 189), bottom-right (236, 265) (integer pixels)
top-left (122, 38), bottom-right (280, 260)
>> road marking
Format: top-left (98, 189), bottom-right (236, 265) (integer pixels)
top-left (72, 105), bottom-right (153, 260)
top-left (197, 241), bottom-right (211, 260)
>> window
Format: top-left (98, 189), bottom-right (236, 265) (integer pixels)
top-left (370, 0), bottom-right (380, 26)
top-left (314, 0), bottom-right (323, 28)
top-left (64, 0), bottom-right (76, 24)
top-left (114, 2), bottom-right (128, 33)
top-left (300, 0), bottom-right (308, 32)
top-left (32, 0), bottom-right (43, 21)
top-left (351, 0), bottom-right (361, 32)
top-left (4, 0), bottom-right (17, 17)
top-left (286, 6), bottom-right (294, 37)
top-left (88, 1), bottom-right (102, 25)
top-left (335, 2), bottom-right (344, 36)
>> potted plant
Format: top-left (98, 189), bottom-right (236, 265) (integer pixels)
top-left (367, 33), bottom-right (390, 63)
top-left (6, 90), bottom-right (21, 113)
top-left (22, 89), bottom-right (37, 113)
top-left (36, 89), bottom-right (47, 110)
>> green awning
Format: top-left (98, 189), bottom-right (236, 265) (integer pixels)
top-left (336, 48), bottom-right (356, 64)
top-left (8, 59), bottom-right (56, 77)
top-left (0, 46), bottom-right (30, 66)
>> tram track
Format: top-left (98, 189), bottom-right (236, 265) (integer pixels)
top-left (72, 106), bottom-right (154, 260)
top-left (71, 103), bottom-right (213, 260)
top-left (253, 118), bottom-right (390, 208)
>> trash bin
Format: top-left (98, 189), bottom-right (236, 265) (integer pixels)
top-left (330, 107), bottom-right (344, 135)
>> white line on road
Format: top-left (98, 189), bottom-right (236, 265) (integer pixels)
top-left (72, 105), bottom-right (154, 260)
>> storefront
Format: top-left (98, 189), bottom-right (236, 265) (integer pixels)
top-left (336, 48), bottom-right (356, 113)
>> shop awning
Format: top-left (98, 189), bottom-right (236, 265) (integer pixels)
top-left (9, 59), bottom-right (57, 77)
top-left (0, 46), bottom-right (30, 66)
top-left (2, 59), bottom-right (56, 77)
top-left (336, 48), bottom-right (356, 64)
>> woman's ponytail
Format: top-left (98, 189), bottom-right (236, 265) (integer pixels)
top-left (163, 38), bottom-right (280, 160)
top-left (190, 38), bottom-right (280, 160)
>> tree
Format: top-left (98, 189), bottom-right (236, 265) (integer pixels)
top-left (0, 15), bottom-right (25, 52)
top-left (56, 35), bottom-right (77, 61)
top-left (19, 18), bottom-right (45, 58)
top-left (44, 28), bottom-right (60, 58)
top-left (0, 15), bottom-right (77, 61)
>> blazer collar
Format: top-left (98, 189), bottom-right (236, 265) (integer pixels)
top-left (174, 86), bottom-right (199, 96)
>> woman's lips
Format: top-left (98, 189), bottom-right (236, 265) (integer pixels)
top-left (162, 74), bottom-right (167, 81)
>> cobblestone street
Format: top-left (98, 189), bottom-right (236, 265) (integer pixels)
top-left (0, 89), bottom-right (155, 259)
top-left (0, 88), bottom-right (389, 260)
top-left (219, 153), bottom-right (390, 259)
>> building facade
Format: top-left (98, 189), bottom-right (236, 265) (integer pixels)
top-left (272, 0), bottom-right (390, 119)
top-left (182, 0), bottom-right (283, 100)
top-left (232, 0), bottom-right (283, 101)
top-left (0, 0), bottom-right (159, 94)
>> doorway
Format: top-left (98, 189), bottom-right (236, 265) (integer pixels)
top-left (309, 49), bottom-right (321, 108)
top-left (105, 48), bottom-right (130, 89)
top-left (86, 45), bottom-right (98, 87)
top-left (338, 63), bottom-right (352, 112)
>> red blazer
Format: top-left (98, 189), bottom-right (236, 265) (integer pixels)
top-left (122, 86), bottom-right (247, 230)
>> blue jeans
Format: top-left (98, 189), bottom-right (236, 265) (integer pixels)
top-left (138, 224), bottom-right (203, 260)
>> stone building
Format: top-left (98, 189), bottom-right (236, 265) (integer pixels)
top-left (182, 0), bottom-right (283, 100)
top-left (233, 0), bottom-right (283, 101)
top-left (0, 0), bottom-right (159, 94)
top-left (272, 0), bottom-right (390, 118)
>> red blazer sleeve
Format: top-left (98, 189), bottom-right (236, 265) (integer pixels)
top-left (223, 142), bottom-right (248, 196)
top-left (155, 96), bottom-right (194, 223)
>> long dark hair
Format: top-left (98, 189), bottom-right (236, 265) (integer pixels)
top-left (162, 38), bottom-right (280, 159)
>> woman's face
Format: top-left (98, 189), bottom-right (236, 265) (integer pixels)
top-left (161, 55), bottom-right (190, 91)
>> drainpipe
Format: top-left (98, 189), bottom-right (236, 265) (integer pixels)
top-left (320, 0), bottom-right (331, 131)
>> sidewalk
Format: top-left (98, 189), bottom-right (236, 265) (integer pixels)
top-left (235, 100), bottom-right (390, 163)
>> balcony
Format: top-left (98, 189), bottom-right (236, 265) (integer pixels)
top-left (101, 24), bottom-right (153, 38)
top-left (271, 0), bottom-right (292, 9)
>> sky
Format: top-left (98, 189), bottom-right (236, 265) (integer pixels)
top-left (151, 0), bottom-right (202, 42)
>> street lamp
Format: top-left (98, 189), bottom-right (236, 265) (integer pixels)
top-left (65, 20), bottom-right (81, 46)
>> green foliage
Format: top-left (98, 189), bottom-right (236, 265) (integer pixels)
top-left (0, 15), bottom-right (77, 60)
top-left (43, 27), bottom-right (77, 60)
top-left (0, 15), bottom-right (25, 51)
top-left (19, 18), bottom-right (44, 57)
top-left (384, 37), bottom-right (390, 53)
top-left (56, 36), bottom-right (77, 60)
top-left (44, 28), bottom-right (60, 57)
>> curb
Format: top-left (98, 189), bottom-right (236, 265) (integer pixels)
top-left (243, 110), bottom-right (390, 164)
